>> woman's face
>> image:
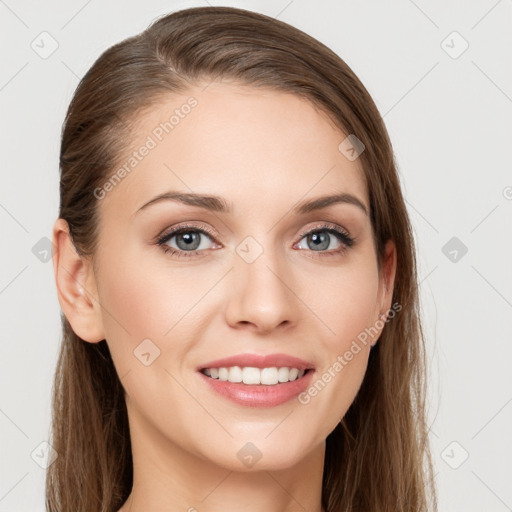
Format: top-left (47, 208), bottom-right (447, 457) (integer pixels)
top-left (83, 81), bottom-right (395, 472)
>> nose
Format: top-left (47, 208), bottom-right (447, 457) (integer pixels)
top-left (224, 246), bottom-right (299, 335)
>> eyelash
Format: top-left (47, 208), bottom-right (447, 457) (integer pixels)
top-left (156, 222), bottom-right (355, 259)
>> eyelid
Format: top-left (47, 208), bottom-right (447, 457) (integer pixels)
top-left (156, 221), bottom-right (351, 241)
top-left (155, 222), bottom-right (218, 243)
top-left (297, 221), bottom-right (351, 240)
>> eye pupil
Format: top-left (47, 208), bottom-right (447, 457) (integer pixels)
top-left (176, 232), bottom-right (201, 250)
top-left (308, 232), bottom-right (329, 251)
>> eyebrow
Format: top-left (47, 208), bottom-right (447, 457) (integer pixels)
top-left (136, 191), bottom-right (368, 216)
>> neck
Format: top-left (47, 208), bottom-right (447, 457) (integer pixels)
top-left (118, 404), bottom-right (325, 512)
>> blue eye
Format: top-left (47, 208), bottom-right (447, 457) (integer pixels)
top-left (299, 227), bottom-right (354, 253)
top-left (295, 225), bottom-right (355, 257)
top-left (156, 223), bottom-right (355, 259)
top-left (157, 224), bottom-right (218, 258)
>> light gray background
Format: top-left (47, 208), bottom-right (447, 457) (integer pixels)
top-left (1, 1), bottom-right (511, 510)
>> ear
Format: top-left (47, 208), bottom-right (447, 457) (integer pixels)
top-left (52, 218), bottom-right (105, 343)
top-left (371, 239), bottom-right (397, 347)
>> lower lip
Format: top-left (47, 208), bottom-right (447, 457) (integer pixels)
top-left (198, 370), bottom-right (315, 407)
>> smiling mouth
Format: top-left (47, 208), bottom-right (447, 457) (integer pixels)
top-left (200, 366), bottom-right (310, 385)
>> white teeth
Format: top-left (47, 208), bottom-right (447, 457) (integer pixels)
top-left (278, 367), bottom-right (289, 382)
top-left (261, 367), bottom-right (279, 385)
top-left (289, 368), bottom-right (299, 381)
top-left (242, 367), bottom-right (261, 385)
top-left (228, 366), bottom-right (243, 383)
top-left (202, 366), bottom-right (307, 385)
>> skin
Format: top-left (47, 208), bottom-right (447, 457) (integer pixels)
top-left (53, 81), bottom-right (396, 512)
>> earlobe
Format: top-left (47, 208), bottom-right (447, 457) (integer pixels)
top-left (52, 218), bottom-right (105, 343)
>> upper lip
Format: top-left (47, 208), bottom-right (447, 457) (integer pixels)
top-left (198, 353), bottom-right (315, 371)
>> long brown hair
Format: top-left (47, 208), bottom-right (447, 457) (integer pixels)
top-left (48, 6), bottom-right (437, 511)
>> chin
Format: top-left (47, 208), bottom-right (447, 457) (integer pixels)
top-left (196, 433), bottom-right (322, 473)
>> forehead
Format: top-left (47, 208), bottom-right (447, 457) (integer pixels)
top-left (101, 82), bottom-right (369, 218)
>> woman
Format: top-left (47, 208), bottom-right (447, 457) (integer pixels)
top-left (48, 6), bottom-right (437, 512)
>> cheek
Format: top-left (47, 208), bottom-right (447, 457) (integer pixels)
top-left (309, 258), bottom-right (380, 351)
top-left (297, 261), bottom-right (378, 428)
top-left (94, 249), bottom-right (217, 363)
